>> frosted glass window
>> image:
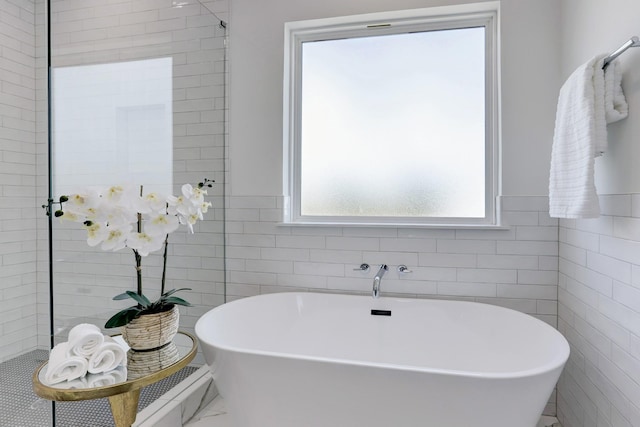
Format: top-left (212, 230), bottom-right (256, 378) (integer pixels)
top-left (285, 6), bottom-right (499, 225)
top-left (52, 58), bottom-right (173, 195)
top-left (301, 28), bottom-right (484, 217)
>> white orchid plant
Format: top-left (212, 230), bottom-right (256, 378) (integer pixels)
top-left (50, 179), bottom-right (213, 328)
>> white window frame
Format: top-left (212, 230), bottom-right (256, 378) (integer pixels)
top-left (283, 3), bottom-right (501, 227)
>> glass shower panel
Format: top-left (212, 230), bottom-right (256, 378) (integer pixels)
top-left (48, 0), bottom-right (226, 371)
top-left (0, 0), bottom-right (50, 424)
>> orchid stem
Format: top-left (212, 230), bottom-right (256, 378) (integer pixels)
top-left (161, 234), bottom-right (169, 296)
top-left (136, 185), bottom-right (143, 296)
top-left (134, 250), bottom-right (142, 297)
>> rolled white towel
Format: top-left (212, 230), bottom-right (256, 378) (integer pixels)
top-left (44, 342), bottom-right (89, 385)
top-left (88, 336), bottom-right (127, 374)
top-left (110, 365), bottom-right (128, 382)
top-left (57, 377), bottom-right (88, 390)
top-left (85, 366), bottom-right (128, 388)
top-left (67, 323), bottom-right (104, 359)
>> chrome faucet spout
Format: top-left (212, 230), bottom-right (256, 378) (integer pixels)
top-left (372, 264), bottom-right (388, 299)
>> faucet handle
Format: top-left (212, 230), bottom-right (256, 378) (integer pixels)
top-left (353, 263), bottom-right (370, 272)
top-left (397, 265), bottom-right (413, 273)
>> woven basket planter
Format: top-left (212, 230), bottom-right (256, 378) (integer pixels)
top-left (121, 305), bottom-right (179, 351)
top-left (126, 342), bottom-right (180, 380)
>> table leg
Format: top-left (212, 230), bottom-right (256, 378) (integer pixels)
top-left (108, 389), bottom-right (141, 427)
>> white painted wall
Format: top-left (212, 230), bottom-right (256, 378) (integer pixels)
top-left (560, 0), bottom-right (640, 195)
top-left (228, 0), bottom-right (561, 197)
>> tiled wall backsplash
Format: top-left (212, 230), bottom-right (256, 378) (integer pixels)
top-left (557, 194), bottom-right (640, 427)
top-left (0, 0), bottom-right (38, 363)
top-left (226, 195), bottom-right (559, 324)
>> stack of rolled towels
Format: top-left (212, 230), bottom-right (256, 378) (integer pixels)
top-left (44, 323), bottom-right (127, 388)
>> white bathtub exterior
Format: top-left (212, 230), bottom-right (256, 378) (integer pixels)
top-left (195, 292), bottom-right (569, 427)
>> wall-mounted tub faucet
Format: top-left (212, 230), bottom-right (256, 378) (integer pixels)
top-left (372, 264), bottom-right (388, 299)
top-left (353, 263), bottom-right (370, 272)
top-left (397, 265), bottom-right (413, 273)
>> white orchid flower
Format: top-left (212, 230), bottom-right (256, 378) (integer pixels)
top-left (55, 189), bottom-right (98, 222)
top-left (103, 185), bottom-right (127, 203)
top-left (182, 183), bottom-right (206, 204)
top-left (127, 232), bottom-right (164, 256)
top-left (100, 203), bottom-right (137, 227)
top-left (65, 188), bottom-right (101, 218)
top-left (184, 186), bottom-right (206, 207)
top-left (184, 213), bottom-right (201, 233)
top-left (102, 185), bottom-right (139, 211)
top-left (167, 194), bottom-right (198, 218)
top-left (84, 221), bottom-right (108, 247)
top-left (145, 213), bottom-right (179, 236)
top-left (58, 181), bottom-right (211, 261)
top-left (101, 225), bottom-right (131, 252)
top-left (166, 195), bottom-right (184, 215)
top-left (58, 211), bottom-right (81, 222)
top-left (135, 192), bottom-right (167, 215)
top-left (200, 201), bottom-right (212, 213)
top-left (168, 195), bottom-right (205, 232)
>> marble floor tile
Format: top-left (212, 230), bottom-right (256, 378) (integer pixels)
top-left (537, 415), bottom-right (561, 427)
top-left (184, 396), bottom-right (229, 426)
top-left (184, 397), bottom-right (561, 427)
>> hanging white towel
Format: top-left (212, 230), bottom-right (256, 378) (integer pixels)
top-left (88, 335), bottom-right (127, 374)
top-left (44, 342), bottom-right (89, 385)
top-left (605, 60), bottom-right (628, 123)
top-left (67, 323), bottom-right (104, 359)
top-left (549, 55), bottom-right (628, 218)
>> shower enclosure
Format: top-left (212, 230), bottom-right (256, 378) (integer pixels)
top-left (0, 0), bottom-right (227, 425)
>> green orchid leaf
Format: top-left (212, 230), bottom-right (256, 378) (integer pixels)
top-left (162, 296), bottom-right (192, 307)
top-left (104, 306), bottom-right (142, 328)
top-left (146, 301), bottom-right (161, 311)
top-left (112, 292), bottom-right (131, 300)
top-left (162, 288), bottom-right (192, 297)
top-left (125, 290), bottom-right (152, 307)
top-left (112, 291), bottom-right (152, 307)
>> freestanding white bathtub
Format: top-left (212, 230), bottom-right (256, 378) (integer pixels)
top-left (195, 292), bottom-right (569, 427)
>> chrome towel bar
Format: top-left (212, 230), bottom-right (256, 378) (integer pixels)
top-left (603, 36), bottom-right (640, 70)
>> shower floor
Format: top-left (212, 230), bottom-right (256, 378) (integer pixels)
top-left (1, 349), bottom-right (198, 427)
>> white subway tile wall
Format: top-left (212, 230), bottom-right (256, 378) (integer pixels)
top-left (226, 196), bottom-right (558, 317)
top-left (33, 0), bottom-right (228, 349)
top-left (557, 194), bottom-right (640, 427)
top-left (0, 0), bottom-right (38, 363)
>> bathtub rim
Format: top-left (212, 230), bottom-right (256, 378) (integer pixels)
top-left (195, 292), bottom-right (570, 381)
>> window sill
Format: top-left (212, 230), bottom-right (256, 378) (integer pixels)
top-left (278, 221), bottom-right (510, 230)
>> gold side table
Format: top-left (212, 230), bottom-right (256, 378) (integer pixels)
top-left (33, 331), bottom-right (198, 427)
